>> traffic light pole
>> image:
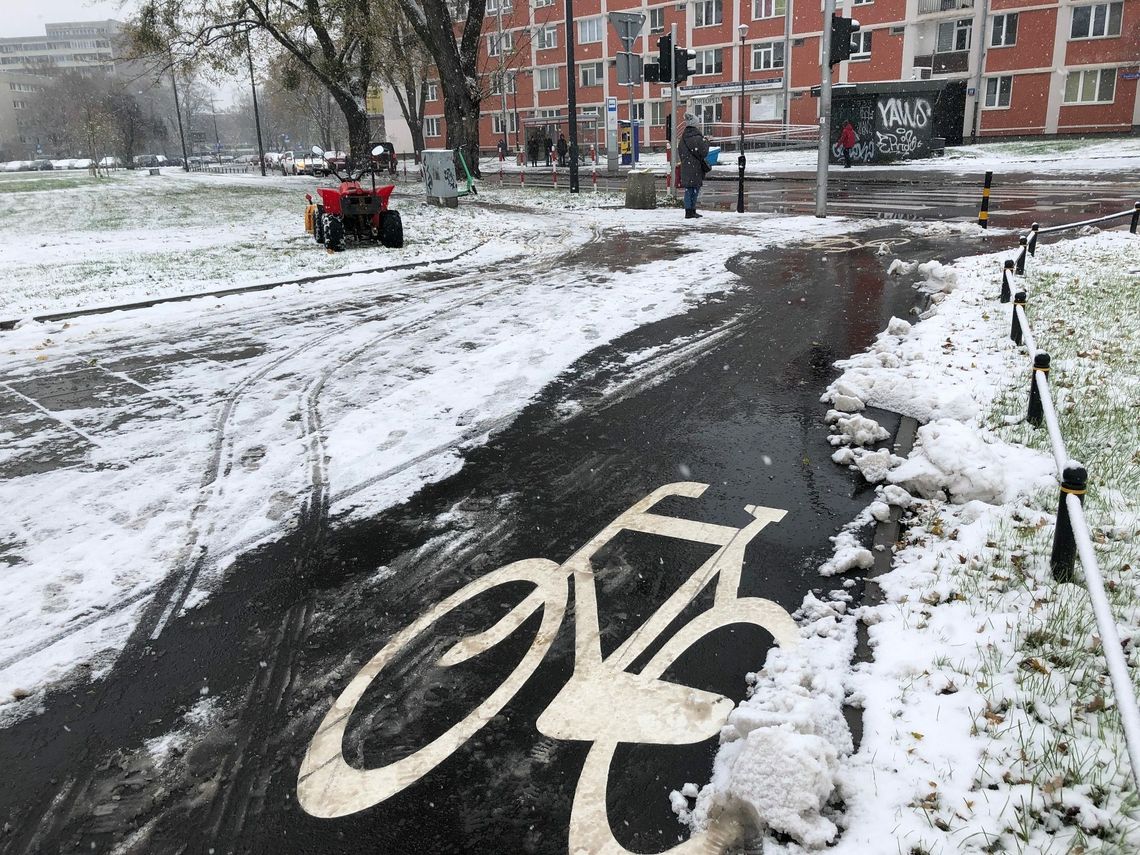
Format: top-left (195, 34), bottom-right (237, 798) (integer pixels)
top-left (669, 22), bottom-right (678, 201)
top-left (565, 0), bottom-right (580, 192)
top-left (814, 0), bottom-right (836, 217)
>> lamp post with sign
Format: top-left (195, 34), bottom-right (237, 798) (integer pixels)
top-left (738, 24), bottom-right (747, 214)
top-left (609, 11), bottom-right (646, 165)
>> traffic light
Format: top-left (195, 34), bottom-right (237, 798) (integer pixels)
top-left (656, 35), bottom-right (673, 83)
top-left (829, 14), bottom-right (861, 67)
top-left (673, 46), bottom-right (697, 83)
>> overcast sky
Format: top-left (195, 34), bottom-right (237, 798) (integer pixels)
top-left (0, 0), bottom-right (137, 38)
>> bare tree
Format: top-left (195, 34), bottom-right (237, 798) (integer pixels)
top-left (373, 0), bottom-right (430, 157)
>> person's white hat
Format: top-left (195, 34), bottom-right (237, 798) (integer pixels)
top-left (683, 111), bottom-right (699, 124)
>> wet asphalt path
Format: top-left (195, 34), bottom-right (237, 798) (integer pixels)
top-left (496, 169), bottom-right (1139, 228)
top-left (0, 226), bottom-right (980, 854)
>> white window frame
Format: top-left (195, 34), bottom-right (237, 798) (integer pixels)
top-left (853, 0), bottom-right (873, 5)
top-left (991, 13), bottom-right (1018, 47)
top-left (697, 102), bottom-right (723, 126)
top-left (753, 0), bottom-right (786, 17)
top-left (426, 82), bottom-right (438, 101)
top-left (936, 18), bottom-right (972, 53)
top-left (533, 0), bottom-right (555, 6)
top-left (579, 61), bottom-right (604, 87)
top-left (487, 31), bottom-right (513, 57)
top-left (851, 30), bottom-right (872, 58)
top-left (577, 17), bottom-right (603, 44)
top-left (984, 75), bottom-right (1012, 108)
top-left (489, 73), bottom-right (517, 95)
top-left (649, 100), bottom-right (668, 126)
top-left (537, 66), bottom-right (559, 91)
top-left (1063, 67), bottom-right (1116, 104)
top-left (486, 0), bottom-right (512, 12)
top-left (425, 117), bottom-right (441, 137)
top-left (694, 0), bottom-right (723, 27)
top-left (491, 113), bottom-right (518, 134)
top-left (537, 25), bottom-right (557, 49)
top-left (694, 48), bottom-right (723, 76)
top-left (1069, 2), bottom-right (1123, 39)
top-left (649, 8), bottom-right (666, 32)
top-left (751, 41), bottom-right (784, 71)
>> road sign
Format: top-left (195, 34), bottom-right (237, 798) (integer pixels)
top-left (606, 97), bottom-right (618, 173)
top-left (191, 130), bottom-right (207, 143)
top-left (616, 53), bottom-right (644, 86)
top-left (607, 11), bottom-right (645, 51)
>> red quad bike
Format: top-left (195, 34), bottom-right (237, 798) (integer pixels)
top-left (304, 144), bottom-right (403, 252)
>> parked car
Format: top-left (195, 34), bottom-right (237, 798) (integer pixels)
top-left (98, 156), bottom-right (122, 168)
top-left (133, 154), bottom-right (162, 168)
top-left (30, 159), bottom-right (54, 170)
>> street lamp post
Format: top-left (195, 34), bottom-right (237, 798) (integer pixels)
top-left (737, 23), bottom-right (747, 214)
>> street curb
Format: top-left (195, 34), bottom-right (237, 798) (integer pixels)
top-left (0, 245), bottom-right (481, 332)
top-left (855, 414), bottom-right (920, 660)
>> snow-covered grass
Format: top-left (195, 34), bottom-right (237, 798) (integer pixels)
top-left (694, 228), bottom-right (1140, 851)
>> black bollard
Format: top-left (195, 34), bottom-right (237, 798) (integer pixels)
top-left (1015, 235), bottom-right (1028, 275)
top-left (1027, 223), bottom-right (1039, 256)
top-left (1027, 351), bottom-right (1049, 427)
top-left (1000, 260), bottom-right (1014, 303)
top-left (978, 171), bottom-right (993, 228)
top-left (1051, 464), bottom-right (1088, 583)
top-left (1011, 291), bottom-right (1027, 345)
top-left (1132, 202), bottom-right (1140, 235)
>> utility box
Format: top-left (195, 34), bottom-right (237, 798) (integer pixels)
top-left (825, 80), bottom-right (966, 166)
top-left (422, 149), bottom-right (459, 208)
top-left (625, 170), bottom-right (656, 209)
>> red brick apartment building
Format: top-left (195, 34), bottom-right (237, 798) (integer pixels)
top-left (421, 0), bottom-right (1139, 150)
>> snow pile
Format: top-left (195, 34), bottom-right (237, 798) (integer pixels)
top-left (889, 418), bottom-right (1055, 504)
top-left (681, 594), bottom-right (855, 849)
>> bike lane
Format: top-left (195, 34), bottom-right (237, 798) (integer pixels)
top-left (0, 226), bottom-right (978, 854)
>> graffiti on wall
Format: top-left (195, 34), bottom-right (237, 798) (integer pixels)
top-left (877, 97), bottom-right (932, 130)
top-left (832, 93), bottom-right (937, 164)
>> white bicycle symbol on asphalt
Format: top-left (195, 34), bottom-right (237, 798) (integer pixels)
top-left (298, 482), bottom-right (799, 853)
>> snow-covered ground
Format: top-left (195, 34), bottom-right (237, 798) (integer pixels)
top-left (3, 164), bottom-right (1139, 851)
top-left (687, 229), bottom-right (1140, 851)
top-left (0, 170), bottom-right (853, 721)
top-left (481, 134), bottom-right (1140, 177)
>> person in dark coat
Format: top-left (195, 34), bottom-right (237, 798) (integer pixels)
top-left (527, 135), bottom-right (539, 167)
top-left (677, 112), bottom-right (709, 219)
top-left (838, 120), bottom-right (857, 169)
top-left (556, 133), bottom-right (568, 166)
top-left (543, 136), bottom-right (552, 167)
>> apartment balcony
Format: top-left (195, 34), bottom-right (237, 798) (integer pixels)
top-left (913, 50), bottom-right (970, 74)
top-left (917, 0), bottom-right (974, 14)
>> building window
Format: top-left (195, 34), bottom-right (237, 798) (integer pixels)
top-left (492, 113), bottom-right (518, 134)
top-left (490, 73), bottom-right (517, 95)
top-left (487, 32), bottom-right (514, 56)
top-left (579, 61), bottom-right (604, 87)
top-left (537, 66), bottom-right (559, 90)
top-left (425, 117), bottom-right (441, 137)
top-left (650, 8), bottom-right (665, 32)
top-left (1063, 67), bottom-right (1116, 103)
top-left (991, 13), bottom-right (1018, 47)
top-left (426, 82), bottom-right (438, 100)
top-left (936, 19), bottom-right (972, 52)
top-left (853, 0), bottom-right (873, 5)
top-left (578, 17), bottom-right (603, 44)
top-left (851, 30), bottom-right (872, 58)
top-left (751, 41), bottom-right (784, 71)
top-left (753, 0), bottom-right (786, 17)
top-left (694, 48), bottom-right (723, 76)
top-left (486, 0), bottom-right (512, 12)
top-left (697, 102), bottom-right (723, 126)
top-left (1070, 2), bottom-right (1122, 39)
top-left (537, 25), bottom-right (557, 49)
top-left (534, 0), bottom-right (554, 7)
top-left (694, 0), bottom-right (723, 27)
top-left (984, 75), bottom-right (1012, 107)
top-left (448, 0), bottom-right (467, 20)
top-left (649, 101), bottom-right (668, 125)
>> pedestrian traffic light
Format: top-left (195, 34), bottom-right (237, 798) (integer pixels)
top-left (673, 46), bottom-right (697, 83)
top-left (656, 35), bottom-right (673, 83)
top-left (829, 15), bottom-right (861, 67)
top-left (645, 63), bottom-right (661, 83)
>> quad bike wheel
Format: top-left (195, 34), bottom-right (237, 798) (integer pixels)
top-left (313, 205), bottom-right (325, 244)
top-left (323, 213), bottom-right (345, 252)
top-left (379, 210), bottom-right (404, 249)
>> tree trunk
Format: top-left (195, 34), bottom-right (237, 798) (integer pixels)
top-left (440, 79), bottom-right (481, 177)
top-left (328, 90), bottom-right (372, 168)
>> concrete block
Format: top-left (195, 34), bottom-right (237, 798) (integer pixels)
top-left (625, 171), bottom-right (656, 209)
